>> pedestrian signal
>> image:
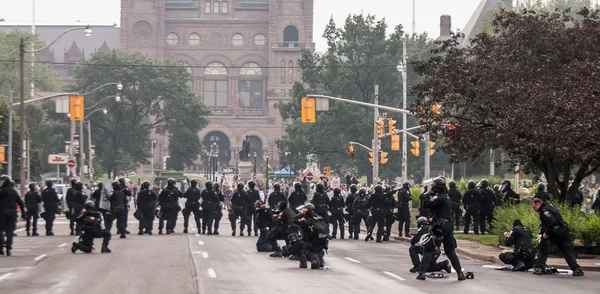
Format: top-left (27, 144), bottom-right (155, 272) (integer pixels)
top-left (301, 97), bottom-right (316, 123)
top-left (391, 135), bottom-right (400, 151)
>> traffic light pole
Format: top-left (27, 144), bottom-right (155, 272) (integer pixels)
top-left (424, 133), bottom-right (431, 180)
top-left (401, 39), bottom-right (408, 183)
top-left (372, 86), bottom-right (380, 186)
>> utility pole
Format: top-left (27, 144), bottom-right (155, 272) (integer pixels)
top-left (87, 121), bottom-right (93, 181)
top-left (490, 149), bottom-right (495, 176)
top-left (372, 85), bottom-right (379, 186)
top-left (424, 133), bottom-right (430, 180)
top-left (8, 91), bottom-right (13, 178)
top-left (412, 0), bottom-right (416, 35)
top-left (401, 40), bottom-right (408, 183)
top-left (26, 140), bottom-right (30, 183)
top-left (79, 119), bottom-right (85, 179)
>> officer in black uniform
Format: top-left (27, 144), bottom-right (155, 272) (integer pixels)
top-left (462, 180), bottom-right (481, 235)
top-left (158, 179), bottom-right (180, 234)
top-left (25, 183), bottom-right (42, 236)
top-left (493, 185), bottom-right (504, 207)
top-left (73, 182), bottom-right (88, 235)
top-left (478, 179), bottom-right (496, 235)
top-left (351, 188), bottom-right (369, 240)
top-left (533, 183), bottom-right (551, 203)
top-left (109, 181), bottom-right (127, 238)
top-left (118, 178), bottom-right (132, 235)
top-left (182, 179), bottom-right (202, 234)
top-left (201, 181), bottom-right (219, 235)
top-left (267, 184), bottom-right (286, 210)
top-left (416, 177), bottom-right (466, 281)
top-left (71, 201), bottom-right (111, 254)
top-left (365, 185), bottom-right (386, 243)
top-left (396, 182), bottom-right (412, 238)
top-left (231, 183), bottom-right (249, 236)
top-left (531, 198), bottom-right (583, 276)
top-left (329, 188), bottom-right (345, 239)
top-left (41, 180), bottom-right (60, 236)
top-left (136, 181), bottom-right (158, 235)
top-left (448, 181), bottom-right (462, 232)
top-left (288, 182), bottom-right (307, 213)
top-left (499, 219), bottom-right (534, 271)
top-left (419, 186), bottom-right (430, 218)
top-left (345, 185), bottom-right (358, 238)
top-left (247, 181), bottom-right (261, 236)
top-left (310, 183), bottom-right (330, 223)
top-left (501, 180), bottom-right (520, 205)
top-left (0, 178), bottom-right (26, 256)
top-left (66, 178), bottom-right (77, 235)
top-left (213, 182), bottom-right (225, 235)
top-left (383, 185), bottom-right (398, 241)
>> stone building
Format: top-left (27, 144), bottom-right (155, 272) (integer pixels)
top-left (120, 0), bottom-right (315, 171)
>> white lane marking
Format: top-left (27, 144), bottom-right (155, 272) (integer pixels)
top-left (195, 234), bottom-right (200, 237)
top-left (482, 265), bottom-right (501, 269)
top-left (0, 273), bottom-right (12, 282)
top-left (34, 254), bottom-right (47, 261)
top-left (383, 271), bottom-right (406, 281)
top-left (198, 241), bottom-right (204, 245)
top-left (15, 228), bottom-right (25, 233)
top-left (345, 257), bottom-right (361, 264)
top-left (596, 263), bottom-right (600, 266)
top-left (202, 252), bottom-right (209, 258)
top-left (58, 243), bottom-right (68, 248)
top-left (207, 268), bottom-right (217, 278)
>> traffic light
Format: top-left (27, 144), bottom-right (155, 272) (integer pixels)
top-left (348, 145), bottom-right (355, 158)
top-left (376, 117), bottom-right (384, 137)
top-left (380, 152), bottom-right (388, 165)
top-left (17, 157), bottom-right (21, 167)
top-left (417, 105), bottom-right (426, 123)
top-left (429, 141), bottom-right (436, 156)
top-left (301, 97), bottom-right (316, 123)
top-left (69, 95), bottom-right (85, 121)
top-left (388, 119), bottom-right (396, 135)
top-left (391, 135), bottom-right (400, 151)
top-left (432, 102), bottom-right (441, 115)
top-left (410, 141), bottom-right (420, 156)
top-left (0, 146), bottom-right (5, 163)
top-left (368, 152), bottom-right (375, 164)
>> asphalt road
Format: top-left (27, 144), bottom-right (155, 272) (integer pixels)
top-left (1, 214), bottom-right (599, 294)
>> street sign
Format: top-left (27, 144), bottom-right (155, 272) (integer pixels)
top-left (67, 159), bottom-right (76, 168)
top-left (48, 154), bottom-right (69, 164)
top-left (306, 172), bottom-right (314, 181)
top-left (90, 167), bottom-right (95, 174)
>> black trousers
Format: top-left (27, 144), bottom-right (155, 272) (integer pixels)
top-left (26, 210), bottom-right (39, 233)
top-left (330, 211), bottom-right (345, 238)
top-left (479, 209), bottom-right (494, 234)
top-left (384, 211), bottom-right (396, 237)
top-left (397, 208), bottom-right (411, 236)
top-left (0, 210), bottom-right (17, 251)
top-left (370, 209), bottom-right (385, 240)
top-left (76, 228), bottom-right (111, 253)
top-left (246, 208), bottom-right (255, 234)
top-left (410, 245), bottom-right (445, 271)
top-left (43, 210), bottom-right (56, 233)
top-left (232, 208), bottom-right (248, 233)
top-left (114, 210), bottom-right (127, 235)
top-left (463, 207), bottom-right (480, 234)
top-left (419, 221), bottom-right (462, 274)
top-left (139, 207), bottom-right (155, 232)
top-left (202, 209), bottom-right (215, 234)
top-left (70, 206), bottom-right (83, 234)
top-left (536, 230), bottom-right (580, 270)
top-left (499, 248), bottom-right (534, 270)
top-left (183, 207), bottom-right (201, 231)
top-left (347, 211), bottom-right (354, 236)
top-left (213, 209), bottom-right (222, 233)
top-left (352, 213), bottom-right (368, 239)
top-left (452, 206), bottom-right (461, 231)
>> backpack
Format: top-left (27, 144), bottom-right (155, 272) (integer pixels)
top-left (311, 216), bottom-right (329, 244)
top-left (354, 196), bottom-right (367, 213)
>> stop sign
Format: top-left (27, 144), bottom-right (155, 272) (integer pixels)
top-left (89, 167), bottom-right (95, 174)
top-left (67, 159), bottom-right (76, 168)
top-left (306, 172), bottom-right (313, 181)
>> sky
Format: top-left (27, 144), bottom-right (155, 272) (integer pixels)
top-left (0, 0), bottom-right (483, 51)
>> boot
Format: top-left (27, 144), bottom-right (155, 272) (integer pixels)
top-left (214, 230), bottom-right (219, 235)
top-left (126, 230), bottom-right (131, 234)
top-left (240, 232), bottom-right (244, 237)
top-left (409, 266), bottom-right (420, 273)
top-left (183, 228), bottom-right (188, 234)
top-left (120, 234), bottom-right (127, 239)
top-left (159, 229), bottom-right (163, 235)
top-left (573, 268), bottom-right (584, 276)
top-left (231, 230), bottom-right (236, 236)
top-left (443, 260), bottom-right (452, 273)
top-left (147, 231), bottom-right (153, 235)
top-left (32, 231), bottom-right (39, 236)
top-left (376, 239), bottom-right (383, 243)
top-left (532, 267), bottom-right (544, 275)
top-left (511, 261), bottom-right (526, 272)
top-left (416, 272), bottom-right (426, 280)
top-left (6, 250), bottom-right (12, 256)
top-left (46, 231), bottom-right (54, 236)
top-left (101, 245), bottom-right (112, 253)
top-left (138, 230), bottom-right (144, 236)
top-left (0, 249), bottom-right (4, 255)
top-left (364, 234), bottom-right (373, 242)
top-left (270, 251), bottom-right (283, 258)
top-left (202, 230), bottom-right (206, 235)
top-left (353, 235), bottom-right (359, 240)
top-left (340, 235), bottom-right (345, 240)
top-left (71, 242), bottom-right (79, 254)
top-left (457, 271), bottom-right (466, 281)
top-left (383, 235), bottom-right (390, 241)
top-left (207, 231), bottom-right (213, 236)
top-left (27, 231), bottom-right (31, 236)
top-left (299, 262), bottom-right (308, 269)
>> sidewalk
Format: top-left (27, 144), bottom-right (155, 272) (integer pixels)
top-left (360, 222), bottom-right (600, 271)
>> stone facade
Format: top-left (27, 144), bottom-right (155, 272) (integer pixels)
top-left (121, 0), bottom-right (314, 171)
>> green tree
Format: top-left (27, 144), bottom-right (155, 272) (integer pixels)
top-left (71, 50), bottom-right (209, 176)
top-left (412, 8), bottom-right (600, 203)
top-left (277, 14), bottom-right (439, 183)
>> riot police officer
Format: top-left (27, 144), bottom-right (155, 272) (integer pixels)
top-left (531, 198), bottom-right (583, 276)
top-left (213, 182), bottom-right (225, 235)
top-left (382, 185), bottom-right (397, 241)
top-left (463, 180), bottom-right (481, 235)
top-left (25, 183), bottom-right (42, 236)
top-left (158, 179), bottom-right (180, 234)
top-left (247, 181), bottom-right (261, 236)
top-left (118, 178), bottom-right (132, 235)
top-left (310, 183), bottom-right (330, 223)
top-left (329, 188), bottom-right (345, 239)
top-left (66, 178), bottom-right (78, 235)
top-left (231, 183), bottom-right (249, 236)
top-left (396, 182), bottom-right (412, 238)
top-left (499, 219), bottom-right (534, 271)
top-left (41, 180), bottom-right (60, 236)
top-left (201, 181), bottom-right (219, 235)
top-left (416, 177), bottom-right (466, 281)
top-left (182, 179), bottom-right (202, 234)
top-left (351, 188), bottom-right (369, 240)
top-left (0, 178), bottom-right (26, 256)
top-left (533, 183), bottom-right (551, 203)
top-left (288, 182), bottom-right (307, 213)
top-left (136, 181), bottom-right (158, 235)
top-left (478, 179), bottom-right (496, 234)
top-left (365, 185), bottom-right (386, 242)
top-left (448, 181), bottom-right (462, 232)
top-left (109, 181), bottom-right (127, 238)
top-left (501, 180), bottom-right (520, 205)
top-left (345, 185), bottom-right (358, 238)
top-left (73, 181), bottom-right (88, 235)
top-left (267, 184), bottom-right (286, 210)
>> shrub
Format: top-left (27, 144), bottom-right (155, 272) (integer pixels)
top-left (410, 187), bottom-right (424, 208)
top-left (455, 175), bottom-right (505, 194)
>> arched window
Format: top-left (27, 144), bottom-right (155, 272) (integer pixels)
top-left (203, 62), bottom-right (228, 108)
top-left (204, 62), bottom-right (228, 75)
top-left (238, 62), bottom-right (264, 109)
top-left (283, 25), bottom-right (299, 48)
top-left (239, 62), bottom-right (263, 76)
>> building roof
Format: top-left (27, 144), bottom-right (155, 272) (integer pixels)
top-left (460, 0), bottom-right (512, 46)
top-left (0, 23), bottom-right (120, 62)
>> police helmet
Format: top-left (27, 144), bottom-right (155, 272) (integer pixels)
top-left (431, 177), bottom-right (447, 193)
top-left (70, 178), bottom-right (77, 187)
top-left (277, 201), bottom-right (288, 211)
top-left (480, 179), bottom-right (489, 189)
top-left (467, 180), bottom-right (476, 190)
top-left (97, 182), bottom-right (104, 190)
top-left (213, 182), bottom-right (220, 191)
top-left (294, 182), bottom-right (302, 191)
top-left (45, 180), bottom-right (54, 188)
top-left (493, 184), bottom-right (500, 192)
top-left (141, 181), bottom-right (150, 190)
top-left (333, 188), bottom-right (341, 196)
top-left (384, 185), bottom-right (392, 193)
top-left (538, 183), bottom-right (545, 191)
top-left (350, 184), bottom-right (358, 193)
top-left (112, 181), bottom-right (121, 191)
top-left (274, 183), bottom-right (281, 192)
top-left (359, 187), bottom-right (367, 195)
top-left (403, 182), bottom-right (411, 189)
top-left (205, 181), bottom-right (213, 190)
top-left (316, 183), bottom-right (324, 193)
top-left (374, 185), bottom-right (383, 194)
top-left (500, 180), bottom-right (511, 193)
top-left (417, 216), bottom-right (429, 227)
top-left (190, 179), bottom-right (198, 188)
top-left (449, 180), bottom-right (457, 189)
top-left (75, 181), bottom-right (84, 191)
top-left (84, 201), bottom-right (95, 211)
top-left (248, 181), bottom-right (256, 189)
top-left (29, 183), bottom-right (37, 191)
top-left (167, 178), bottom-right (176, 187)
top-left (304, 203), bottom-right (316, 212)
top-left (236, 183), bottom-right (245, 191)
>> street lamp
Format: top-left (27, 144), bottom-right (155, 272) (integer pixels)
top-left (264, 151), bottom-right (270, 192)
top-left (18, 25), bottom-right (91, 194)
top-left (253, 152), bottom-right (257, 179)
top-left (397, 40), bottom-right (409, 183)
top-left (85, 94), bottom-right (120, 110)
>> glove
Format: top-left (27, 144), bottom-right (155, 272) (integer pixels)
top-left (21, 211), bottom-right (28, 220)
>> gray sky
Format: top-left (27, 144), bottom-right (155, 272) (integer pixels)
top-left (0, 0), bottom-right (482, 51)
